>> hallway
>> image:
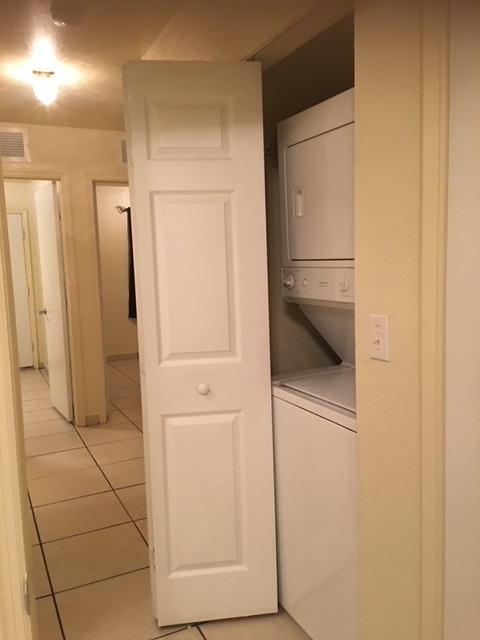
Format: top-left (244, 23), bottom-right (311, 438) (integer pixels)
top-left (22, 359), bottom-right (309, 640)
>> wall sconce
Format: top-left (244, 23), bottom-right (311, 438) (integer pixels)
top-left (32, 69), bottom-right (58, 105)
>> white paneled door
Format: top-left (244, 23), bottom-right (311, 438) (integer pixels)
top-left (123, 61), bottom-right (277, 626)
top-left (6, 213), bottom-right (34, 367)
top-left (35, 182), bottom-right (73, 422)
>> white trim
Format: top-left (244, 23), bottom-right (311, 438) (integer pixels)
top-left (0, 163), bottom-right (36, 639)
top-left (444, 2), bottom-right (480, 637)
top-left (420, 2), bottom-right (449, 638)
top-left (107, 352), bottom-right (139, 361)
top-left (248, 0), bottom-right (353, 70)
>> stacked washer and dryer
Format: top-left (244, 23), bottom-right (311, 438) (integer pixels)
top-left (272, 88), bottom-right (358, 640)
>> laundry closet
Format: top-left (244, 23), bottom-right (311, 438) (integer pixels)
top-left (262, 15), bottom-right (356, 640)
top-left (271, 90), bottom-right (356, 640)
top-left (122, 12), bottom-right (355, 633)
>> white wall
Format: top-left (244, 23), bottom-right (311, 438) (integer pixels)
top-left (355, 1), bottom-right (448, 637)
top-left (95, 184), bottom-right (138, 359)
top-left (444, 1), bottom-right (480, 637)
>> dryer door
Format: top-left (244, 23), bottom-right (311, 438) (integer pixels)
top-left (285, 122), bottom-right (354, 261)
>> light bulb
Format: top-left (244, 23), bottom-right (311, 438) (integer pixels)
top-left (32, 69), bottom-right (58, 105)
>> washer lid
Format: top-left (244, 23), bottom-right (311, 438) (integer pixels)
top-left (281, 367), bottom-right (356, 413)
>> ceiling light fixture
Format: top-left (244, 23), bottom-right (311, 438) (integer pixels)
top-left (32, 68), bottom-right (58, 105)
top-left (31, 38), bottom-right (59, 105)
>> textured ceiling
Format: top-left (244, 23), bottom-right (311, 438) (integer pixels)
top-left (0, 0), bottom-right (352, 130)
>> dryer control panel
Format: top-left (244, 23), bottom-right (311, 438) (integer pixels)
top-left (282, 266), bottom-right (354, 305)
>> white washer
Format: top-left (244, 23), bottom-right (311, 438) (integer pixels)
top-left (272, 364), bottom-right (358, 640)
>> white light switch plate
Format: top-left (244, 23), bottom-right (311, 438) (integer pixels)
top-left (369, 314), bottom-right (390, 361)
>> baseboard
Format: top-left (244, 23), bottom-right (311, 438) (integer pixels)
top-left (39, 362), bottom-right (49, 383)
top-left (86, 414), bottom-right (100, 426)
top-left (107, 352), bottom-right (139, 362)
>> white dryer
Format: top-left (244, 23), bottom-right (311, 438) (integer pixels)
top-left (273, 88), bottom-right (358, 640)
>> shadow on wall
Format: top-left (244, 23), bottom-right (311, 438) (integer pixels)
top-left (262, 12), bottom-right (354, 126)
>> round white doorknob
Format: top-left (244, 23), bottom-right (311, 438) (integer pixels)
top-left (197, 383), bottom-right (210, 395)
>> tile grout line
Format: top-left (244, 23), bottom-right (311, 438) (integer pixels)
top-left (29, 406), bottom-right (145, 519)
top-left (71, 425), bottom-right (146, 522)
top-left (37, 518), bottom-right (138, 544)
top-left (195, 624), bottom-right (208, 639)
top-left (50, 565), bottom-right (150, 597)
top-left (150, 624), bottom-right (199, 639)
top-left (27, 363), bottom-right (148, 544)
top-left (69, 370), bottom-right (147, 536)
top-left (29, 498), bottom-right (68, 640)
top-left (22, 360), bottom-right (150, 640)
top-left (31, 476), bottom-right (146, 509)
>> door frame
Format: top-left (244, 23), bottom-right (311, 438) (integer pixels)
top-left (0, 169), bottom-right (37, 640)
top-left (3, 164), bottom-right (130, 422)
top-left (92, 179), bottom-right (135, 365)
top-left (4, 171), bottom-right (79, 413)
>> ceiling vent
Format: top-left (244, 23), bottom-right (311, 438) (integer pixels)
top-left (119, 138), bottom-right (128, 165)
top-left (0, 128), bottom-right (30, 162)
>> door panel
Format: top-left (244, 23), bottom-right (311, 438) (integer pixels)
top-left (154, 193), bottom-right (234, 358)
top-left (164, 411), bottom-right (242, 571)
top-left (123, 61), bottom-right (277, 626)
top-left (35, 183), bottom-right (73, 422)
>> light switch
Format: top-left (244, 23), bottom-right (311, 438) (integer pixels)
top-left (369, 314), bottom-right (390, 361)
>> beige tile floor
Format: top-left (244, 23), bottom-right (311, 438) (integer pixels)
top-left (22, 359), bottom-right (310, 640)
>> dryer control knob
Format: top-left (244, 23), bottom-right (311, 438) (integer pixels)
top-left (340, 277), bottom-right (350, 293)
top-left (282, 273), bottom-right (295, 290)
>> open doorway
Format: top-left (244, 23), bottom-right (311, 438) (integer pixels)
top-left (93, 182), bottom-right (138, 363)
top-left (4, 178), bottom-right (73, 423)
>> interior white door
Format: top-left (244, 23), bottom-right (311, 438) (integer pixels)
top-left (7, 213), bottom-right (34, 367)
top-left (35, 183), bottom-right (73, 422)
top-left (123, 61), bottom-right (277, 626)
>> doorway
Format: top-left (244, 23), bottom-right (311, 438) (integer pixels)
top-left (93, 182), bottom-right (138, 362)
top-left (4, 178), bottom-right (73, 423)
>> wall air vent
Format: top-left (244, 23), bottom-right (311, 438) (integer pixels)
top-left (0, 128), bottom-right (30, 162)
top-left (119, 138), bottom-right (128, 165)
